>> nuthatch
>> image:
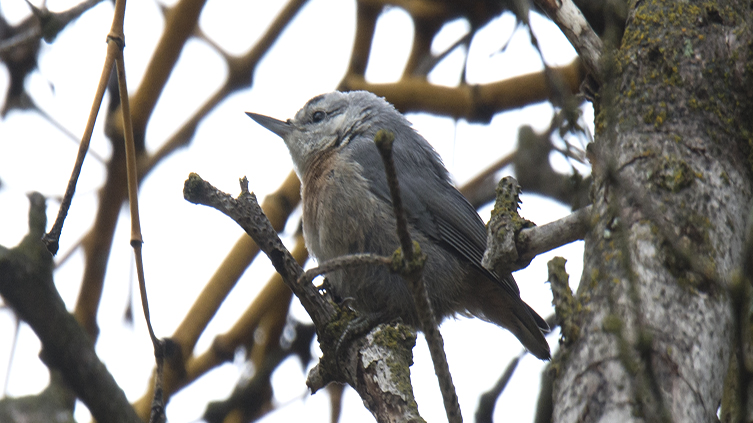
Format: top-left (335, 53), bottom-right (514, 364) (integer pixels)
top-left (247, 91), bottom-right (550, 360)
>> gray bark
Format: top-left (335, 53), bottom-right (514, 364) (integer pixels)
top-left (553, 1), bottom-right (753, 423)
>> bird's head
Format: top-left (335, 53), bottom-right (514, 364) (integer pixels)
top-left (247, 91), bottom-right (404, 178)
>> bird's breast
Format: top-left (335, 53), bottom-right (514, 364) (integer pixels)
top-left (301, 153), bottom-right (387, 261)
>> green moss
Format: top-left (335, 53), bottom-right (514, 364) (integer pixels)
top-left (650, 156), bottom-right (700, 192)
top-left (643, 106), bottom-right (655, 125)
top-left (683, 39), bottom-right (694, 57)
top-left (489, 178), bottom-right (535, 233)
top-left (721, 348), bottom-right (742, 423)
top-left (641, 103), bottom-right (669, 128)
top-left (589, 268), bottom-right (600, 289)
top-left (662, 212), bottom-right (717, 292)
top-left (549, 257), bottom-right (581, 345)
top-left (372, 324), bottom-right (416, 354)
top-left (390, 241), bottom-right (427, 276)
top-left (720, 171), bottom-right (731, 185)
top-left (685, 213), bottom-right (713, 246)
top-left (602, 313), bottom-right (623, 333)
top-left (370, 324), bottom-right (419, 410)
top-left (614, 0), bottom-right (749, 136)
top-left (655, 109), bottom-right (667, 126)
top-left (322, 304), bottom-right (359, 346)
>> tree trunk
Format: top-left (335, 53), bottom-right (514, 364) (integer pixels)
top-left (553, 1), bottom-right (753, 422)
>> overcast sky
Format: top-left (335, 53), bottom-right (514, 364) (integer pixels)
top-left (0, 1), bottom-right (591, 422)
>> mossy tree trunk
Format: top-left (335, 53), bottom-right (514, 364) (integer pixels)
top-left (553, 1), bottom-right (753, 422)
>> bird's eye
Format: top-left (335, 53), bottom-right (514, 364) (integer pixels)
top-left (312, 111), bottom-right (326, 123)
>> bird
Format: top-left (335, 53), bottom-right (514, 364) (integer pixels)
top-left (247, 91), bottom-right (550, 360)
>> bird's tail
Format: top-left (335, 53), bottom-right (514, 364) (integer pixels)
top-left (468, 280), bottom-right (551, 360)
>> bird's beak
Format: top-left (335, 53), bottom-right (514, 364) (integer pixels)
top-left (246, 112), bottom-right (291, 138)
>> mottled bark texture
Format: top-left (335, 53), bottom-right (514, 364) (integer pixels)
top-left (553, 1), bottom-right (753, 423)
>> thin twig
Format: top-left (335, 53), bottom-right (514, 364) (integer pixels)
top-left (300, 253), bottom-right (392, 285)
top-left (374, 129), bottom-right (462, 423)
top-left (114, 28), bottom-right (158, 348)
top-left (110, 0), bottom-right (165, 418)
top-left (414, 31), bottom-right (472, 76)
top-left (30, 99), bottom-right (107, 164)
top-left (2, 316), bottom-right (19, 396)
top-left (374, 130), bottom-right (413, 260)
top-left (41, 39), bottom-right (117, 255)
top-left (524, 11), bottom-right (576, 111)
top-left (475, 353), bottom-right (522, 423)
top-left (53, 233), bottom-right (85, 269)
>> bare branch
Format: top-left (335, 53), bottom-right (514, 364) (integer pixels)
top-left (533, 0), bottom-right (603, 82)
top-left (183, 173), bottom-right (331, 326)
top-left (516, 206), bottom-right (591, 265)
top-left (41, 34), bottom-right (118, 255)
top-left (340, 60), bottom-right (585, 123)
top-left (183, 173), bottom-right (425, 423)
top-left (0, 194), bottom-right (140, 423)
top-left (300, 253), bottom-right (392, 285)
top-left (475, 353), bottom-right (522, 423)
top-left (484, 176), bottom-right (591, 275)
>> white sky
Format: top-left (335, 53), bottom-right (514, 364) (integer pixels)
top-left (0, 1), bottom-right (591, 422)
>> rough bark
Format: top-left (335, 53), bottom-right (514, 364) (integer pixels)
top-left (553, 1), bottom-right (753, 423)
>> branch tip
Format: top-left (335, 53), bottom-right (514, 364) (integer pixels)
top-left (183, 173), bottom-right (206, 203)
top-left (239, 176), bottom-right (250, 194)
top-left (374, 129), bottom-right (395, 150)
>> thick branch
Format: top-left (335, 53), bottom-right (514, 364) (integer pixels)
top-left (307, 323), bottom-right (422, 423)
top-left (533, 0), bottom-right (603, 81)
top-left (0, 195), bottom-right (140, 423)
top-left (340, 60), bottom-right (585, 123)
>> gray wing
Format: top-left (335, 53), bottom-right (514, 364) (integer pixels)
top-left (348, 131), bottom-right (521, 298)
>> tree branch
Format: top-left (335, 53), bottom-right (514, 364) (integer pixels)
top-left (533, 0), bottom-right (603, 82)
top-left (340, 60), bottom-right (585, 123)
top-left (183, 173), bottom-right (423, 423)
top-left (374, 130), bottom-right (461, 423)
top-left (0, 194), bottom-right (140, 423)
top-left (483, 176), bottom-right (591, 275)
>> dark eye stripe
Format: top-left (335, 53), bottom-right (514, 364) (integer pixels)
top-left (335, 121), bottom-right (362, 148)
